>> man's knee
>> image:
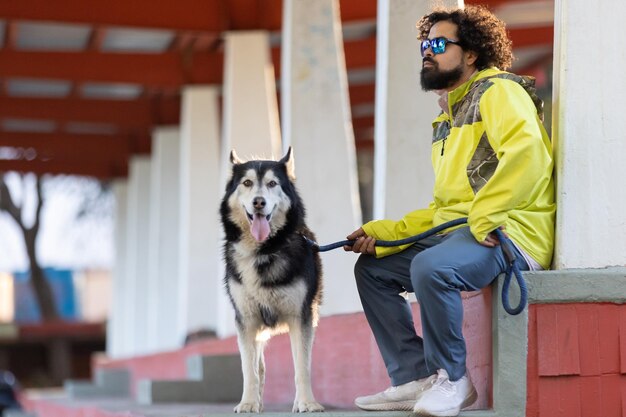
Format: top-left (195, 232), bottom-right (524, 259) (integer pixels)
top-left (354, 254), bottom-right (375, 288)
top-left (410, 254), bottom-right (448, 298)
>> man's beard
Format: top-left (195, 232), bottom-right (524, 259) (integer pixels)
top-left (420, 60), bottom-right (464, 91)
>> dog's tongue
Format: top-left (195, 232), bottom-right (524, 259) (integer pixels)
top-left (250, 213), bottom-right (270, 242)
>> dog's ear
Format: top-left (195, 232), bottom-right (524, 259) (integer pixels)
top-left (279, 146), bottom-right (296, 181)
top-left (230, 149), bottom-right (244, 165)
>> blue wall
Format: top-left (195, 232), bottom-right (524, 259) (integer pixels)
top-left (13, 268), bottom-right (77, 322)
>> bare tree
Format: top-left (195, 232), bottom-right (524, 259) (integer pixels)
top-left (0, 173), bottom-right (58, 321)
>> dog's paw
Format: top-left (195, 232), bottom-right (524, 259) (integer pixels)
top-left (292, 400), bottom-right (325, 413)
top-left (234, 401), bottom-right (263, 413)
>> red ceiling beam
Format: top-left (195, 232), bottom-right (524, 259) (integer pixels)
top-left (352, 115), bottom-right (374, 131)
top-left (344, 37), bottom-right (377, 69)
top-left (0, 0), bottom-right (226, 32)
top-left (508, 26), bottom-right (554, 49)
top-left (0, 0), bottom-right (376, 32)
top-left (349, 84), bottom-right (376, 106)
top-left (465, 0), bottom-right (514, 8)
top-left (226, 0), bottom-right (283, 31)
top-left (0, 96), bottom-right (180, 128)
top-left (0, 97), bottom-right (150, 126)
top-left (0, 131), bottom-right (132, 178)
top-left (224, 0), bottom-right (377, 30)
top-left (339, 0), bottom-right (377, 22)
top-left (0, 50), bottom-right (223, 88)
top-left (0, 38), bottom-right (376, 88)
top-left (0, 90), bottom-right (374, 139)
top-left (0, 131), bottom-right (131, 159)
top-left (0, 158), bottom-right (127, 179)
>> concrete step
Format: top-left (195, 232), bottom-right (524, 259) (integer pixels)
top-left (136, 354), bottom-right (242, 405)
top-left (64, 368), bottom-right (130, 399)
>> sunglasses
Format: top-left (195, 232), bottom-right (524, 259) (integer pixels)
top-left (420, 37), bottom-right (462, 57)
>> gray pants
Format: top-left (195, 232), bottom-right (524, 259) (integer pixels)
top-left (354, 226), bottom-right (528, 384)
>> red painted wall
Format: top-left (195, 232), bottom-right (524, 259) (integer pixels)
top-left (526, 303), bottom-right (626, 417)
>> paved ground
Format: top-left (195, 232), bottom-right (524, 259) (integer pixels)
top-left (26, 395), bottom-right (409, 417)
top-left (22, 389), bottom-right (495, 417)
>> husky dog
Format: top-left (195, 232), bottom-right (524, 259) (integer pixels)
top-left (221, 147), bottom-right (324, 413)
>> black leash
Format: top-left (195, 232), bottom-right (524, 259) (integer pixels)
top-left (303, 218), bottom-right (528, 315)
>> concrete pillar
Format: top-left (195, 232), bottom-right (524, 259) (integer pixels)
top-left (124, 156), bottom-right (152, 356)
top-left (552, 0), bottom-right (626, 268)
top-left (106, 179), bottom-right (128, 359)
top-left (178, 86), bottom-right (222, 342)
top-left (222, 31), bottom-right (282, 159)
top-left (217, 31), bottom-right (282, 336)
top-left (374, 0), bottom-right (463, 220)
top-left (281, 0), bottom-right (363, 315)
top-left (147, 127), bottom-right (181, 352)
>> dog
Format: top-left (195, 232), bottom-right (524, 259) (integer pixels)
top-left (220, 147), bottom-right (324, 413)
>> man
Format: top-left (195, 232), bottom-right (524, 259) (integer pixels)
top-left (345, 5), bottom-right (555, 417)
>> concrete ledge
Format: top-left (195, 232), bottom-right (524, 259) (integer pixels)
top-left (525, 267), bottom-right (626, 303)
top-left (136, 354), bottom-right (243, 405)
top-left (64, 368), bottom-right (130, 399)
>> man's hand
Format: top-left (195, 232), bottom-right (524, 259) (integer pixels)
top-left (343, 227), bottom-right (377, 255)
top-left (478, 225), bottom-right (508, 248)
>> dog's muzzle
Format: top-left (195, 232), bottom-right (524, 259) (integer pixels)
top-left (245, 205), bottom-right (274, 242)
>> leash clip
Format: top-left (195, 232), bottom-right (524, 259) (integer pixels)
top-left (301, 234), bottom-right (320, 252)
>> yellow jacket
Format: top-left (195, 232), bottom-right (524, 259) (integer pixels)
top-left (362, 68), bottom-right (555, 269)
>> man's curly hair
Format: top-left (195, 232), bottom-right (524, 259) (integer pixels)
top-left (416, 5), bottom-right (513, 70)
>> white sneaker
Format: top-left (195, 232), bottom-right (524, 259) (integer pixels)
top-left (354, 375), bottom-right (437, 411)
top-left (413, 369), bottom-right (477, 417)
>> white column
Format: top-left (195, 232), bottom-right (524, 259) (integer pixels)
top-left (146, 127), bottom-right (181, 353)
top-left (552, 0), bottom-right (626, 268)
top-left (106, 179), bottom-right (128, 359)
top-left (178, 86), bottom-right (222, 341)
top-left (281, 0), bottom-right (363, 316)
top-left (374, 0), bottom-right (463, 220)
top-left (222, 31), bottom-right (282, 159)
top-left (124, 156), bottom-right (152, 356)
top-left (217, 31), bottom-right (282, 336)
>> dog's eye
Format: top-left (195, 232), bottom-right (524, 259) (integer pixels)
top-left (267, 180), bottom-right (277, 188)
top-left (242, 179), bottom-right (253, 187)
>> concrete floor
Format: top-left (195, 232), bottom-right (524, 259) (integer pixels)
top-left (22, 389), bottom-right (499, 417)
